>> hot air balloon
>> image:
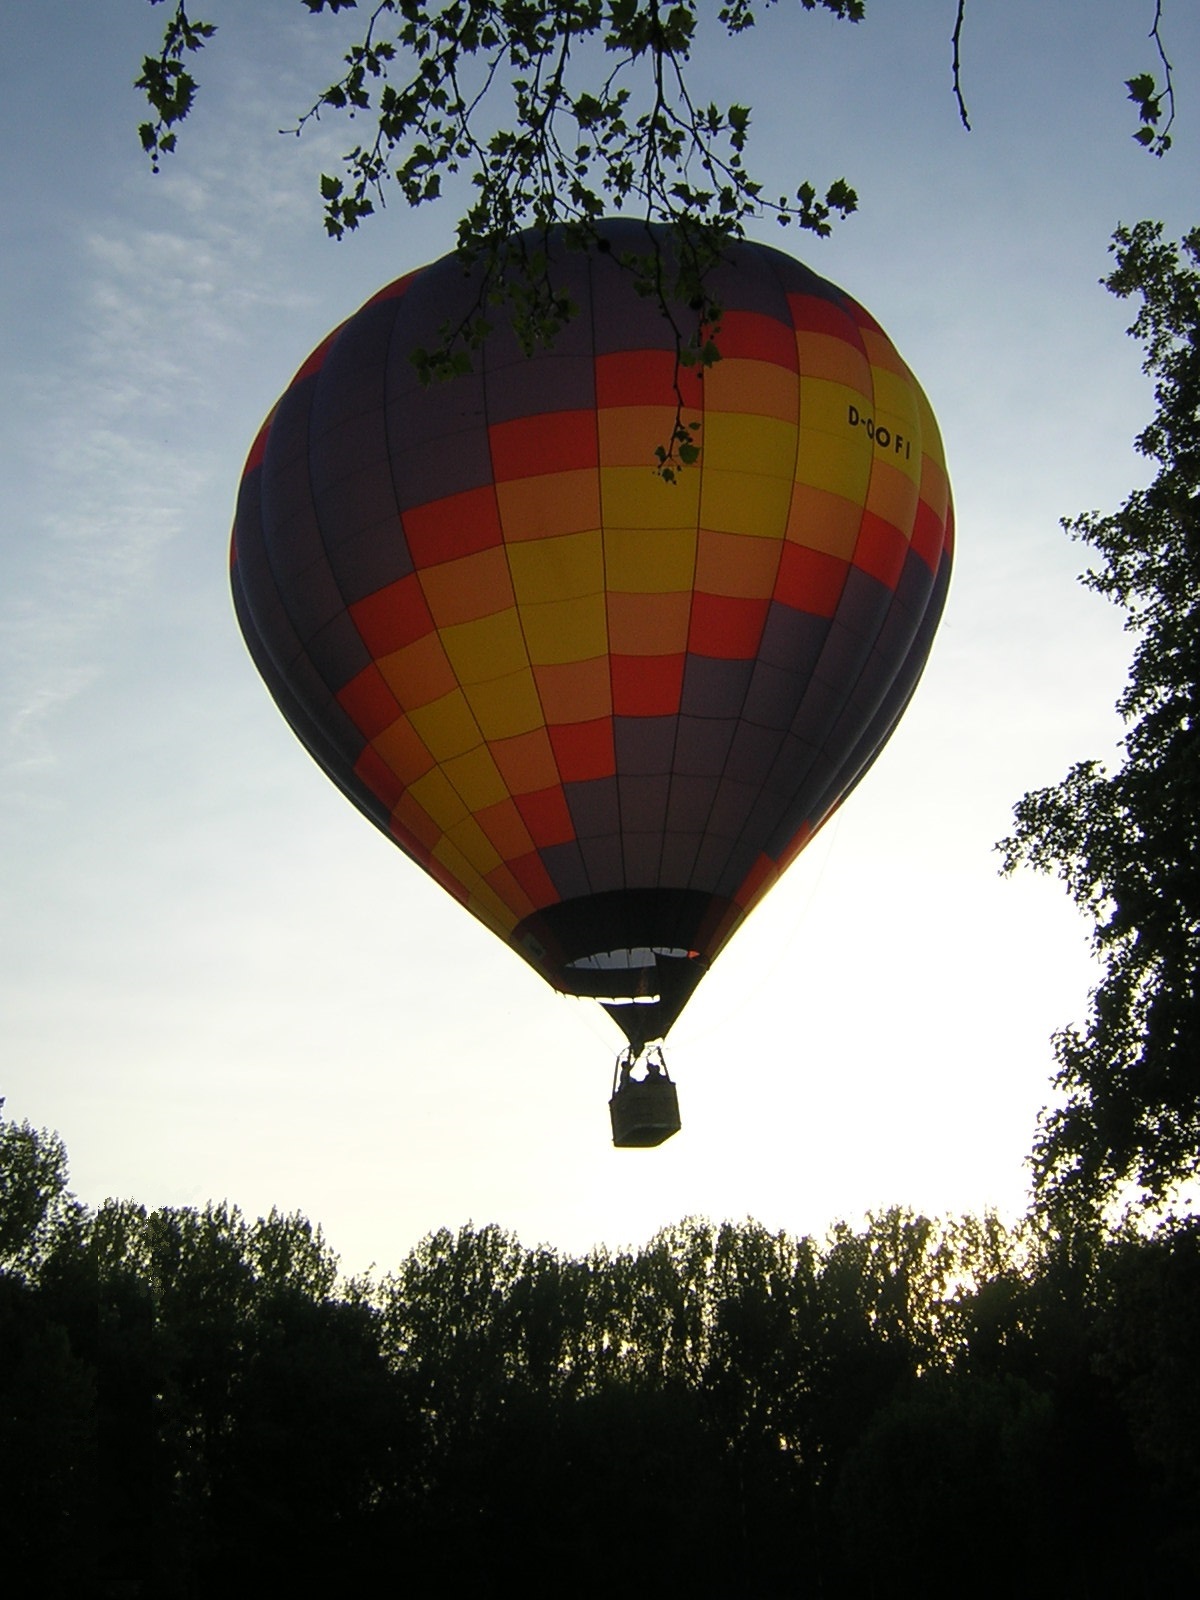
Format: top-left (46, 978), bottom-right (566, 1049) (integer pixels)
top-left (232, 219), bottom-right (953, 1144)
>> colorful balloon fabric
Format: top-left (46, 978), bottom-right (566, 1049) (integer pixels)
top-left (232, 220), bottom-right (953, 1049)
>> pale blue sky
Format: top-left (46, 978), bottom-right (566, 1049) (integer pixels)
top-left (2, 2), bottom-right (1196, 1274)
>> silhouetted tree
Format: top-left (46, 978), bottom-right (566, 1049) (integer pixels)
top-left (1095, 1216), bottom-right (1200, 1579)
top-left (5, 1101), bottom-right (1200, 1594)
top-left (0, 1115), bottom-right (95, 1594)
top-left (1001, 222), bottom-right (1200, 1217)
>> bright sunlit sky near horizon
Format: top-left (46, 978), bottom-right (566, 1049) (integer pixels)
top-left (2, 2), bottom-right (1197, 1277)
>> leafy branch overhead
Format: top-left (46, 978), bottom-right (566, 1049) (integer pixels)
top-left (137, 1), bottom-right (865, 474)
top-left (136, 0), bottom-right (215, 164)
top-left (135, 1), bottom-right (1181, 229)
top-left (136, 1), bottom-right (1179, 472)
top-left (1127, 0), bottom-right (1177, 154)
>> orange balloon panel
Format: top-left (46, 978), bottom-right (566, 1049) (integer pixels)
top-left (232, 222), bottom-right (953, 1047)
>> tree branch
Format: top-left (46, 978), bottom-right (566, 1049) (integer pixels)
top-left (951, 0), bottom-right (971, 132)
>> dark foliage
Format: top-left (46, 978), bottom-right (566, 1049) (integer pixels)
top-left (1000, 223), bottom-right (1200, 1216)
top-left (3, 1117), bottom-right (1199, 1596)
top-left (134, 3), bottom-right (1177, 472)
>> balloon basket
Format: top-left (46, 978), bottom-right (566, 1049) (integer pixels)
top-left (609, 1079), bottom-right (681, 1148)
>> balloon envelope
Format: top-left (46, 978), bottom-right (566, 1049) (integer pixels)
top-left (232, 221), bottom-right (953, 1048)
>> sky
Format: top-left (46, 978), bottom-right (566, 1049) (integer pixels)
top-left (2, 1), bottom-right (1197, 1278)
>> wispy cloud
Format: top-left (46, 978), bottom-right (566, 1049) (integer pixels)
top-left (1, 121), bottom-right (319, 791)
top-left (3, 20), bottom-right (443, 797)
top-left (2, 246), bottom-right (206, 786)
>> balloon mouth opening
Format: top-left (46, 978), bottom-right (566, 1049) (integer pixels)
top-left (566, 947), bottom-right (700, 1005)
top-left (568, 946), bottom-right (694, 970)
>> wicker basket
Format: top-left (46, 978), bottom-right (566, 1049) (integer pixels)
top-left (609, 1078), bottom-right (681, 1147)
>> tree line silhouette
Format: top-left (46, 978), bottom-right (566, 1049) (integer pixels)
top-left (2, 1117), bottom-right (1197, 1598)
